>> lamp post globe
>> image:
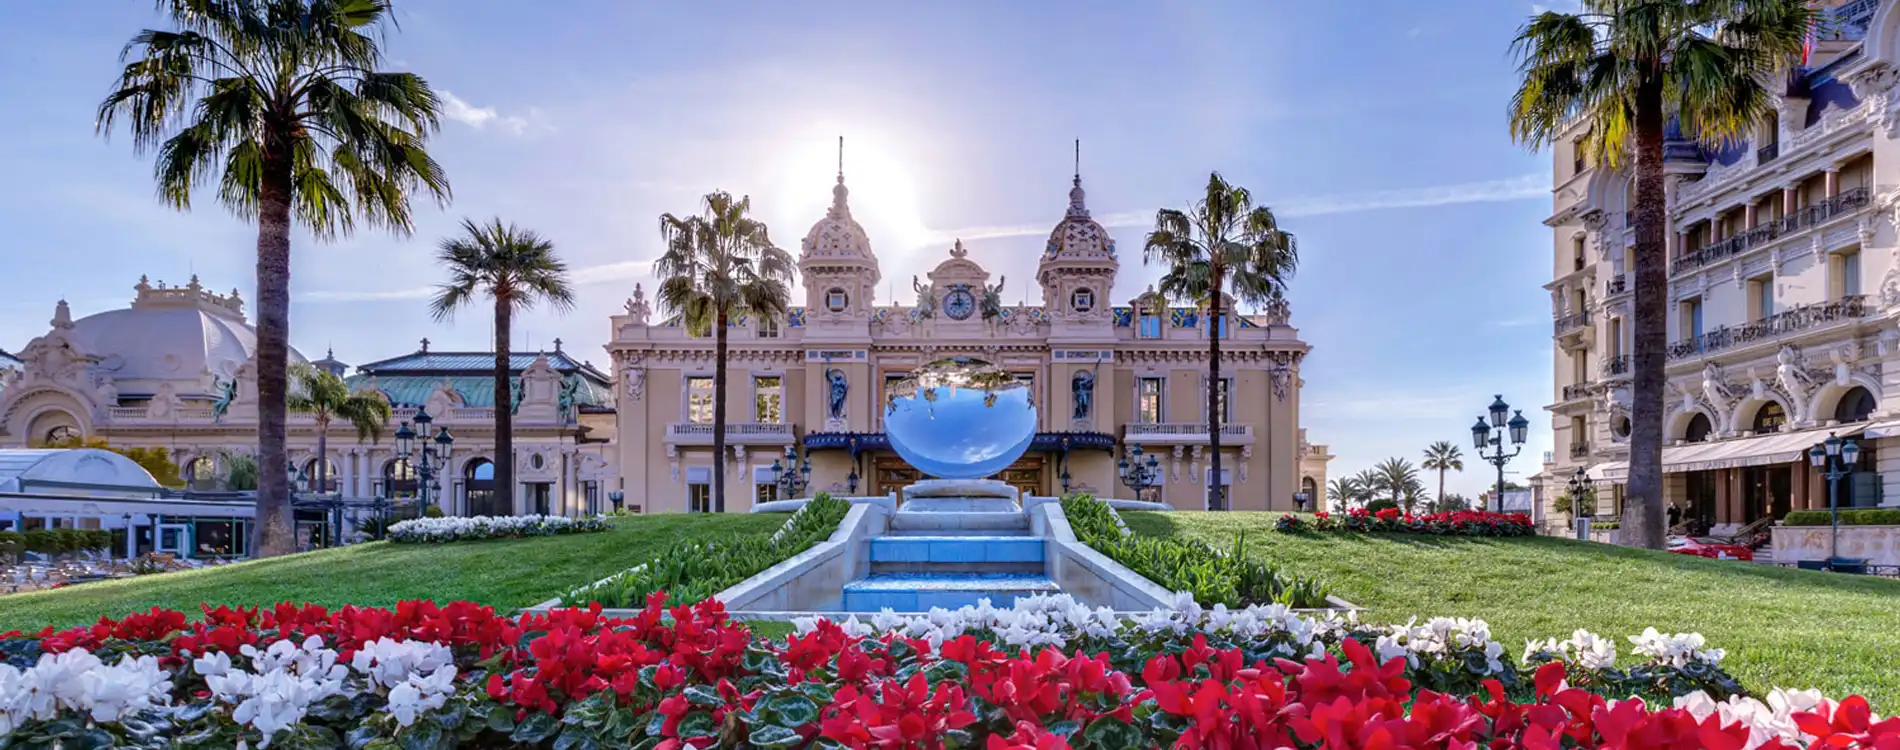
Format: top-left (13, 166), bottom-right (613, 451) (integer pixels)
top-left (1488, 395), bottom-right (1510, 429)
top-left (1471, 417), bottom-right (1491, 450)
top-left (1508, 410), bottom-right (1530, 445)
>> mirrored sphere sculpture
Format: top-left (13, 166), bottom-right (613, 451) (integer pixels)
top-left (884, 358), bottom-right (1037, 479)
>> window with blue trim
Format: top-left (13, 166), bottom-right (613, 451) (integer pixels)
top-left (1138, 311), bottom-right (1163, 339)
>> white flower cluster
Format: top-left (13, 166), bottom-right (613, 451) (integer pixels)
top-left (0, 650), bottom-right (172, 734)
top-left (1373, 617), bottom-right (1508, 675)
top-left (187, 636), bottom-right (460, 745)
top-left (1630, 627), bottom-right (1727, 669)
top-left (349, 639), bottom-right (458, 728)
top-left (387, 514), bottom-right (607, 543)
top-left (1523, 628), bottom-right (1620, 671)
top-left (1673, 688), bottom-right (1845, 750)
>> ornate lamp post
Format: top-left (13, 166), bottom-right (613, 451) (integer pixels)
top-left (1471, 395), bottom-right (1530, 511)
top-left (607, 490), bottom-right (625, 514)
top-left (1118, 444), bottom-right (1162, 502)
top-left (771, 446), bottom-right (812, 500)
top-left (1293, 491), bottom-right (1311, 512)
top-left (1806, 432), bottom-right (1861, 571)
top-left (396, 407), bottom-right (454, 515)
top-left (1567, 466), bottom-right (1594, 540)
top-left (846, 469), bottom-right (859, 494)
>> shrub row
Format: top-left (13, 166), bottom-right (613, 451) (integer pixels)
top-left (1275, 508), bottom-right (1537, 536)
top-left (0, 529), bottom-right (114, 559)
top-left (385, 514), bottom-right (609, 543)
top-left (1783, 508), bottom-right (1900, 526)
top-left (564, 493), bottom-right (852, 608)
top-left (1061, 494), bottom-right (1331, 608)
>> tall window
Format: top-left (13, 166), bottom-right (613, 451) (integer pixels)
top-left (687, 377), bottom-right (715, 424)
top-left (1573, 235), bottom-right (1587, 271)
top-left (757, 316), bottom-right (780, 339)
top-left (1834, 386), bottom-right (1876, 424)
top-left (1572, 137), bottom-right (1587, 176)
top-left (1137, 377), bottom-right (1165, 423)
top-left (1839, 250), bottom-right (1862, 298)
top-left (1210, 378), bottom-right (1232, 422)
top-left (1680, 297), bottom-right (1704, 341)
top-left (383, 458), bottom-right (417, 500)
top-left (754, 375), bottom-right (783, 423)
top-left (1749, 276), bottom-right (1774, 320)
top-left (688, 483), bottom-right (712, 513)
top-left (1138, 308), bottom-right (1163, 339)
top-left (754, 466), bottom-right (779, 504)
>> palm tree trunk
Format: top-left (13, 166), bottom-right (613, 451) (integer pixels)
top-left (1207, 267), bottom-right (1225, 511)
top-left (494, 299), bottom-right (515, 516)
top-left (1625, 71), bottom-right (1669, 550)
top-left (712, 308), bottom-right (730, 513)
top-left (1437, 469), bottom-right (1446, 513)
top-left (315, 416), bottom-right (329, 496)
top-left (253, 150), bottom-right (296, 558)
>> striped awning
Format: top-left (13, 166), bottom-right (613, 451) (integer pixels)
top-left (1585, 424), bottom-right (1865, 482)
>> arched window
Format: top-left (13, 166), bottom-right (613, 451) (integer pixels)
top-left (1834, 386), bottom-right (1876, 424)
top-left (44, 425), bottom-right (80, 445)
top-left (1684, 413), bottom-right (1713, 443)
top-left (1300, 477), bottom-right (1318, 509)
top-left (465, 458), bottom-right (496, 517)
top-left (382, 458), bottom-right (417, 499)
top-left (301, 458), bottom-right (339, 493)
top-left (187, 456), bottom-right (218, 490)
top-left (1752, 402), bottom-right (1786, 434)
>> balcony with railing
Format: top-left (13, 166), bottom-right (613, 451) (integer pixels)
top-left (665, 421), bottom-right (797, 445)
top-left (1666, 295), bottom-right (1869, 361)
top-left (1605, 275), bottom-right (1627, 298)
top-left (1570, 441), bottom-right (1592, 460)
top-left (1122, 422), bottom-right (1255, 445)
top-left (1602, 354), bottom-right (1631, 378)
top-left (1673, 187), bottom-right (1872, 274)
top-left (1755, 142), bottom-right (1779, 164)
top-left (1561, 382), bottom-right (1595, 402)
top-left (1554, 310), bottom-right (1591, 337)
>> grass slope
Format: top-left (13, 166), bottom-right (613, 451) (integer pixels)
top-left (0, 514), bottom-right (784, 633)
top-left (1123, 512), bottom-right (1900, 708)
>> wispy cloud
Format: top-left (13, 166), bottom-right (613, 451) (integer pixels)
top-left (302, 286), bottom-right (435, 302)
top-left (935, 173), bottom-right (1550, 242)
top-left (305, 260), bottom-right (650, 303)
top-left (439, 90), bottom-right (541, 135)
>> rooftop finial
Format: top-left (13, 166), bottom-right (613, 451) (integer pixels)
top-left (1066, 139), bottom-right (1089, 218)
top-left (419, 337), bottom-right (430, 353)
top-left (830, 136), bottom-right (851, 213)
top-left (1073, 139), bottom-right (1081, 187)
top-left (837, 135), bottom-right (845, 185)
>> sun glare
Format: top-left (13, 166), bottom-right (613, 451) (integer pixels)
top-left (769, 133), bottom-right (936, 272)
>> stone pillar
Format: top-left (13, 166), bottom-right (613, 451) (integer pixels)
top-left (1714, 469), bottom-right (1733, 524)
top-left (1825, 168), bottom-right (1840, 198)
top-left (1745, 203), bottom-right (1757, 229)
top-left (1782, 185), bottom-right (1798, 214)
top-left (1793, 461), bottom-right (1811, 511)
top-left (1877, 436), bottom-right (1900, 509)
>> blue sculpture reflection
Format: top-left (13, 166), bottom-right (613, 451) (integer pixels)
top-left (885, 358), bottom-right (1036, 479)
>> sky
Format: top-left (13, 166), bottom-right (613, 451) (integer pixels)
top-left (0, 0), bottom-right (1563, 501)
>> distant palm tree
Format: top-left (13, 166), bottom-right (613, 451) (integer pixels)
top-left (288, 364), bottom-right (391, 496)
top-left (97, 0), bottom-right (451, 557)
top-left (1421, 441), bottom-right (1465, 511)
top-left (1326, 477), bottom-right (1362, 513)
top-left (1509, 0), bottom-right (1812, 548)
top-left (430, 219), bottom-right (575, 516)
top-left (656, 192), bottom-right (796, 513)
top-left (1143, 173), bottom-right (1297, 510)
top-left (1372, 457), bottom-right (1423, 514)
top-left (1350, 469), bottom-right (1383, 509)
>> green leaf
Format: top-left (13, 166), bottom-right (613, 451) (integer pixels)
top-left (644, 712), bottom-right (666, 738)
top-left (1047, 719), bottom-right (1082, 737)
top-left (553, 730), bottom-right (600, 750)
top-left (345, 726), bottom-right (383, 750)
top-left (677, 712), bottom-right (718, 740)
top-left (511, 712), bottom-right (560, 744)
top-left (765, 694), bottom-right (820, 727)
top-left (748, 725), bottom-right (802, 748)
top-left (1082, 717), bottom-right (1142, 749)
top-left (682, 684), bottom-right (724, 708)
top-left (795, 682), bottom-right (834, 704)
top-left (397, 722), bottom-right (442, 750)
top-left (76, 728), bottom-right (116, 750)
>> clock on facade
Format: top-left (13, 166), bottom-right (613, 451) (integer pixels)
top-left (944, 288), bottom-right (976, 320)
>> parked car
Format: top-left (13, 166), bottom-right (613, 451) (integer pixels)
top-left (1667, 536), bottom-right (1755, 562)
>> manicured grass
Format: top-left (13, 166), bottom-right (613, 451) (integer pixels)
top-left (0, 514), bottom-right (785, 633)
top-left (1123, 511), bottom-right (1900, 709)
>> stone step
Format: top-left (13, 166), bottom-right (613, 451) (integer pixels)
top-left (882, 528), bottom-right (1035, 537)
top-left (841, 572), bottom-right (1060, 612)
top-left (868, 536), bottom-right (1045, 564)
top-left (890, 511), bottom-right (1029, 532)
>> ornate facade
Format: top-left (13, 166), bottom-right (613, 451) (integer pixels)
top-left (608, 167), bottom-right (1330, 512)
top-left (1540, 0), bottom-right (1900, 534)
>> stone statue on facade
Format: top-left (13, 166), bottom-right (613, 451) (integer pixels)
top-left (1775, 345), bottom-right (1816, 413)
top-left (1071, 369), bottom-right (1094, 420)
top-left (210, 377), bottom-right (237, 422)
top-left (911, 276), bottom-right (936, 319)
top-left (826, 367), bottom-right (848, 421)
top-left (624, 283), bottom-right (651, 325)
top-left (981, 277), bottom-right (1006, 323)
top-left (1701, 363), bottom-right (1735, 416)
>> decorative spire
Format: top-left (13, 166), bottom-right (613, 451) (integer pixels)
top-left (419, 337), bottom-right (430, 353)
top-left (51, 299), bottom-right (73, 330)
top-left (553, 337), bottom-right (563, 353)
top-left (830, 135), bottom-right (850, 214)
top-left (950, 238), bottom-right (968, 259)
top-left (1067, 139), bottom-right (1089, 218)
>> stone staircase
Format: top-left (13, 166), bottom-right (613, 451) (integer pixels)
top-left (840, 496), bottom-right (1060, 612)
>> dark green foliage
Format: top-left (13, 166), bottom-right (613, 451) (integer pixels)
top-left (566, 494), bottom-right (852, 608)
top-left (1062, 494), bottom-right (1329, 608)
top-left (1782, 508), bottom-right (1900, 527)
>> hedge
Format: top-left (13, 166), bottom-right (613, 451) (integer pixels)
top-left (1782, 508), bottom-right (1900, 526)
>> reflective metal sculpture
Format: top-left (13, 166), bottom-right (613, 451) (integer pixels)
top-left (884, 358), bottom-right (1036, 479)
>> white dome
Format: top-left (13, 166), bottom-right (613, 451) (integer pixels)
top-left (800, 176), bottom-right (880, 275)
top-left (1042, 178), bottom-right (1116, 262)
top-left (67, 277), bottom-right (305, 396)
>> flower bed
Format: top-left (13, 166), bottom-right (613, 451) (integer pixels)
top-left (1, 595), bottom-right (1892, 749)
top-left (1063, 494), bottom-right (1331, 608)
top-left (563, 493), bottom-right (851, 608)
top-left (1277, 508), bottom-right (1536, 536)
top-left (386, 514), bottom-right (610, 543)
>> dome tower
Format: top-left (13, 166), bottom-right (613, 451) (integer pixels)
top-left (1037, 142), bottom-right (1119, 333)
top-left (798, 138), bottom-right (882, 332)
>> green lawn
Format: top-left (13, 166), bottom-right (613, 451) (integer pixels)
top-left (0, 514), bottom-right (784, 633)
top-left (1123, 511), bottom-right (1900, 708)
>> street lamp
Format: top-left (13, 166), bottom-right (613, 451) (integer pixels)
top-left (771, 446), bottom-right (811, 500)
top-left (1293, 491), bottom-right (1311, 512)
top-left (1472, 394), bottom-right (1530, 511)
top-left (1567, 466), bottom-right (1594, 540)
top-left (607, 490), bottom-right (625, 513)
top-left (1806, 432), bottom-right (1862, 571)
top-left (1060, 466), bottom-right (1073, 495)
top-left (396, 408), bottom-right (453, 515)
top-left (846, 469), bottom-right (859, 494)
top-left (1118, 444), bottom-right (1161, 502)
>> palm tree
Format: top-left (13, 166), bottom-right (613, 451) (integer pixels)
top-left (1509, 1), bottom-right (1812, 549)
top-left (288, 363), bottom-right (391, 496)
top-left (1326, 476), bottom-right (1362, 513)
top-left (1350, 469), bottom-right (1383, 509)
top-left (97, 0), bottom-right (451, 557)
top-left (1143, 173), bottom-right (1297, 511)
top-left (430, 219), bottom-right (575, 516)
top-left (1371, 457), bottom-right (1422, 513)
top-left (1421, 441), bottom-right (1465, 511)
top-left (655, 192), bottom-right (797, 513)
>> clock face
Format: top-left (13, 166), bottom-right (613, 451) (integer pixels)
top-left (944, 288), bottom-right (976, 320)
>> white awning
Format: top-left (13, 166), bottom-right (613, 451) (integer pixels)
top-left (1861, 419), bottom-right (1900, 439)
top-left (1581, 425), bottom-right (1863, 483)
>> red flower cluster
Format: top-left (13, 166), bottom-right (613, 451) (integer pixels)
top-left (1285, 509), bottom-right (1536, 537)
top-left (6, 598), bottom-right (1896, 749)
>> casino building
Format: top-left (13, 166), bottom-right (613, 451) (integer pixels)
top-left (607, 167), bottom-right (1331, 512)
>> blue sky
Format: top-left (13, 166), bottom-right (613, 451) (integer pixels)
top-left (0, 0), bottom-right (1561, 500)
